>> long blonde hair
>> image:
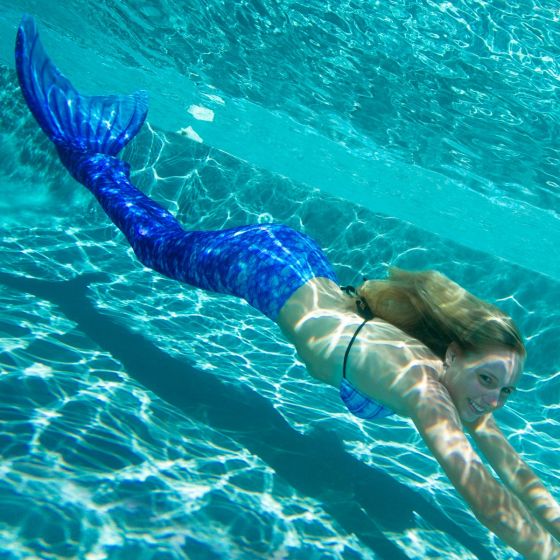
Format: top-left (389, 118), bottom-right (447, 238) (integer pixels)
top-left (357, 268), bottom-right (525, 360)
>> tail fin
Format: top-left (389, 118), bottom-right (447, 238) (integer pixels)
top-left (15, 15), bottom-right (148, 157)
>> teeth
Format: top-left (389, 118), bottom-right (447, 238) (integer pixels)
top-left (469, 399), bottom-right (484, 413)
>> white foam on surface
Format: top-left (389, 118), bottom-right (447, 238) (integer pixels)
top-left (187, 104), bottom-right (215, 122)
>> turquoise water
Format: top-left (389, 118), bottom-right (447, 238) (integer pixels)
top-left (0, 1), bottom-right (559, 559)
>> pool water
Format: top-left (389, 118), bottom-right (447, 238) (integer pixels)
top-left (0, 1), bottom-right (559, 559)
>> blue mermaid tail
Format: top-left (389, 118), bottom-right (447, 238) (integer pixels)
top-left (14, 16), bottom-right (337, 320)
top-left (15, 15), bottom-right (148, 162)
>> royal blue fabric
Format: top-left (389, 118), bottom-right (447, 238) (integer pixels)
top-left (15, 15), bottom-right (337, 321)
top-left (69, 154), bottom-right (337, 321)
top-left (339, 378), bottom-right (395, 420)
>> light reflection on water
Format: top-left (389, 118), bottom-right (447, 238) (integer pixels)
top-left (0, 2), bottom-right (559, 558)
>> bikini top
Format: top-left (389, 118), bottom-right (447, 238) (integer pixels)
top-left (338, 286), bottom-right (395, 420)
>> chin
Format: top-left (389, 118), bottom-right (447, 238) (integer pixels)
top-left (463, 412), bottom-right (479, 424)
top-left (458, 410), bottom-right (475, 423)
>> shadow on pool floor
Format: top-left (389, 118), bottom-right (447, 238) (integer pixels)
top-left (0, 271), bottom-right (495, 560)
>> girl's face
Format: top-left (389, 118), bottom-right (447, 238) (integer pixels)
top-left (441, 344), bottom-right (524, 423)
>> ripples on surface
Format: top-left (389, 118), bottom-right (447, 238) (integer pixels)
top-left (7, 0), bottom-right (558, 215)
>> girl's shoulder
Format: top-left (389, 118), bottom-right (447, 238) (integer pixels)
top-left (277, 277), bottom-right (444, 415)
top-left (345, 318), bottom-right (444, 416)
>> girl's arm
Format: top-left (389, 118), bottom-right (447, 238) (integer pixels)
top-left (409, 374), bottom-right (560, 559)
top-left (467, 414), bottom-right (560, 541)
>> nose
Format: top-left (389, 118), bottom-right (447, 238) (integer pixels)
top-left (483, 388), bottom-right (501, 409)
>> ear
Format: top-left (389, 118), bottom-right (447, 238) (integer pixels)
top-left (445, 342), bottom-right (462, 364)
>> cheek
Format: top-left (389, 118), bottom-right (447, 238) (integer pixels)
top-left (448, 375), bottom-right (470, 401)
top-left (445, 368), bottom-right (476, 401)
top-left (457, 377), bottom-right (481, 401)
top-left (469, 378), bottom-right (483, 393)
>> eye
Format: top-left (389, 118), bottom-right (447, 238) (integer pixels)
top-left (479, 373), bottom-right (493, 385)
top-left (501, 387), bottom-right (513, 397)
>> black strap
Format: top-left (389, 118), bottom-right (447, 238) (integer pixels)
top-left (340, 283), bottom-right (375, 378)
top-left (340, 284), bottom-right (375, 321)
top-left (342, 317), bottom-right (371, 379)
top-left (356, 298), bottom-right (375, 320)
top-left (340, 285), bottom-right (358, 296)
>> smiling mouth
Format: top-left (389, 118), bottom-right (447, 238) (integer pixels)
top-left (468, 399), bottom-right (486, 415)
